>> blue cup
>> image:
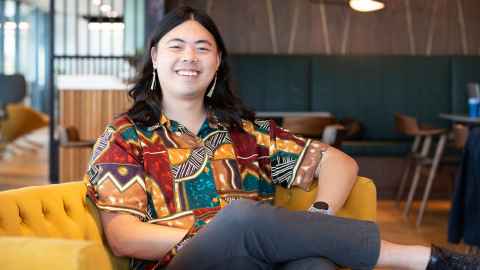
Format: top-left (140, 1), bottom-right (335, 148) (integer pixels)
top-left (468, 97), bottom-right (480, 117)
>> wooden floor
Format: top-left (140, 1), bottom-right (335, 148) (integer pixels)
top-left (378, 200), bottom-right (465, 251)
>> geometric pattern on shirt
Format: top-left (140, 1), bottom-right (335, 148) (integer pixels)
top-left (271, 139), bottom-right (310, 188)
top-left (94, 163), bottom-right (146, 192)
top-left (203, 130), bottom-right (232, 158)
top-left (88, 126), bottom-right (115, 167)
top-left (271, 155), bottom-right (297, 187)
top-left (254, 119), bottom-right (271, 133)
top-left (170, 147), bottom-right (208, 182)
top-left (96, 171), bottom-right (146, 193)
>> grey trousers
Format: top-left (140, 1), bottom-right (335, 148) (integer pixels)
top-left (167, 199), bottom-right (380, 270)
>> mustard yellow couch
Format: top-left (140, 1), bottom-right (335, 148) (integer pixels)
top-left (0, 177), bottom-right (376, 270)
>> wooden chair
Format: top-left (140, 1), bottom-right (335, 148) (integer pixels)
top-left (394, 113), bottom-right (448, 227)
top-left (59, 126), bottom-right (96, 148)
top-left (452, 124), bottom-right (469, 150)
top-left (282, 116), bottom-right (336, 138)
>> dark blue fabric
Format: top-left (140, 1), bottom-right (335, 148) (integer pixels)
top-left (167, 199), bottom-right (380, 270)
top-left (448, 127), bottom-right (480, 247)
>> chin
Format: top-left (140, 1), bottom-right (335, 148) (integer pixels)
top-left (175, 90), bottom-right (205, 99)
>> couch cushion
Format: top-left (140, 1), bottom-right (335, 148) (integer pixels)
top-left (0, 237), bottom-right (112, 270)
top-left (0, 182), bottom-right (100, 240)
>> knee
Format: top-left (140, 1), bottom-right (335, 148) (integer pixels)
top-left (220, 199), bottom-right (263, 226)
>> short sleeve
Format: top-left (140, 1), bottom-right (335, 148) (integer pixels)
top-left (86, 123), bottom-right (148, 220)
top-left (253, 120), bottom-right (328, 191)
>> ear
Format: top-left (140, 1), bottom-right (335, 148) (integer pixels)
top-left (150, 46), bottom-right (157, 68)
top-left (216, 52), bottom-right (222, 70)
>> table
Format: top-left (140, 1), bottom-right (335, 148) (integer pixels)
top-left (439, 113), bottom-right (480, 125)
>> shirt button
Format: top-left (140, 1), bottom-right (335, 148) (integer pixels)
top-left (212, 197), bottom-right (218, 203)
top-left (203, 167), bottom-right (209, 173)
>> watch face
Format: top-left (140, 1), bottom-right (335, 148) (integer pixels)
top-left (313, 201), bottom-right (329, 210)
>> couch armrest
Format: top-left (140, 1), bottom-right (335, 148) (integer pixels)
top-left (274, 176), bottom-right (377, 222)
top-left (0, 236), bottom-right (113, 270)
top-left (336, 176), bottom-right (377, 221)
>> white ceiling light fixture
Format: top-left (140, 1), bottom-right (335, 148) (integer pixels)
top-left (84, 15), bottom-right (124, 32)
top-left (4, 21), bottom-right (17, 30)
top-left (100, 4), bottom-right (112, 13)
top-left (18, 22), bottom-right (30, 31)
top-left (349, 0), bottom-right (384, 12)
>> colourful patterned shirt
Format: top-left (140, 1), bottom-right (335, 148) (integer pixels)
top-left (86, 114), bottom-right (328, 269)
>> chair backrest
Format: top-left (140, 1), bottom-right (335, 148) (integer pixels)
top-left (452, 124), bottom-right (469, 149)
top-left (0, 182), bottom-right (101, 239)
top-left (394, 113), bottom-right (420, 136)
top-left (283, 116), bottom-right (336, 137)
top-left (0, 74), bottom-right (26, 108)
top-left (0, 104), bottom-right (49, 142)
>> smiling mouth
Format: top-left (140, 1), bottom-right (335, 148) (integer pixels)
top-left (175, 70), bottom-right (199, 77)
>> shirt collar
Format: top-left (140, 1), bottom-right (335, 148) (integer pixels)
top-left (149, 111), bottom-right (227, 133)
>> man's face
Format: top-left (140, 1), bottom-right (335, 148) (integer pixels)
top-left (151, 20), bottom-right (220, 100)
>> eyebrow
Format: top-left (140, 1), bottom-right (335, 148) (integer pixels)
top-left (167, 38), bottom-right (213, 46)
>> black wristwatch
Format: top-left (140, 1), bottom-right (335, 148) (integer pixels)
top-left (308, 201), bottom-right (332, 215)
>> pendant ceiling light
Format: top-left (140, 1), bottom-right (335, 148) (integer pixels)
top-left (349, 0), bottom-right (384, 12)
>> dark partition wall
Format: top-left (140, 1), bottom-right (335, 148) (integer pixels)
top-left (311, 56), bottom-right (451, 140)
top-left (230, 55), bottom-right (310, 112)
top-left (451, 57), bottom-right (480, 114)
top-left (229, 55), bottom-right (480, 142)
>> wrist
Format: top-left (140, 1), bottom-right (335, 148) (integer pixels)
top-left (307, 201), bottom-right (333, 215)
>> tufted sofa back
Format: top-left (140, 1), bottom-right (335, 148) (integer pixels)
top-left (0, 181), bottom-right (101, 240)
top-left (0, 181), bottom-right (130, 270)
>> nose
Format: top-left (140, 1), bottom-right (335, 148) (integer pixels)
top-left (181, 45), bottom-right (198, 63)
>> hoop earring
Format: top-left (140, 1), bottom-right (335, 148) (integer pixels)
top-left (206, 74), bottom-right (217, 98)
top-left (150, 69), bottom-right (157, 91)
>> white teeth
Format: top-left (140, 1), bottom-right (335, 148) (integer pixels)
top-left (176, 70), bottom-right (198, 76)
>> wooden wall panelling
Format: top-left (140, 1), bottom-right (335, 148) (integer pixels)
top-left (462, 0), bottom-right (480, 54)
top-left (164, 0), bottom-right (480, 55)
top-left (59, 147), bottom-right (92, 182)
top-left (271, 0), bottom-right (296, 54)
top-left (60, 90), bottom-right (131, 140)
top-left (59, 89), bottom-right (131, 182)
top-left (430, 0), bottom-right (463, 55)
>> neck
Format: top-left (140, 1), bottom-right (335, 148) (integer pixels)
top-left (162, 96), bottom-right (207, 134)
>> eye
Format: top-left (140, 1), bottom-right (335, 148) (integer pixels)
top-left (197, 47), bottom-right (210, 52)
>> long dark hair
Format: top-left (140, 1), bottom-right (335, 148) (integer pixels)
top-left (127, 6), bottom-right (254, 130)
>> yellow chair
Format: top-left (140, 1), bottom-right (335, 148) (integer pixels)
top-left (0, 177), bottom-right (376, 270)
top-left (0, 104), bottom-right (49, 142)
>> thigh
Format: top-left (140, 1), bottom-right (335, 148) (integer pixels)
top-left (166, 200), bottom-right (262, 270)
top-left (276, 257), bottom-right (337, 270)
